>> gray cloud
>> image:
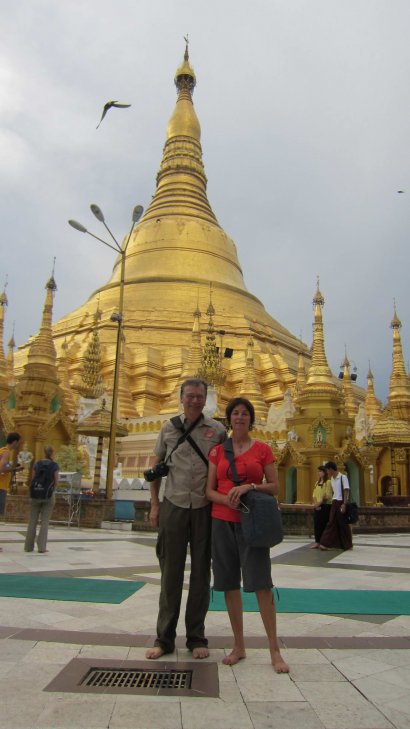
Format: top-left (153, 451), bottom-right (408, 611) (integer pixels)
top-left (1, 0), bottom-right (410, 401)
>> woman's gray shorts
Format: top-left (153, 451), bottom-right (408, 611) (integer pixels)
top-left (211, 518), bottom-right (273, 592)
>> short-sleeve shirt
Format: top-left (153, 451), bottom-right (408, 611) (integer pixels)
top-left (208, 440), bottom-right (275, 523)
top-left (312, 480), bottom-right (333, 505)
top-left (154, 414), bottom-right (226, 509)
top-left (331, 473), bottom-right (350, 500)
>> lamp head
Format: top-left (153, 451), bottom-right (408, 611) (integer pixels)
top-left (132, 205), bottom-right (144, 223)
top-left (68, 219), bottom-right (87, 233)
top-left (90, 204), bottom-right (105, 222)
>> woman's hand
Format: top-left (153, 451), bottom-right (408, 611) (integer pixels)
top-left (226, 484), bottom-right (252, 508)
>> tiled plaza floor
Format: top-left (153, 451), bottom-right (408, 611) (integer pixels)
top-left (1, 521), bottom-right (410, 729)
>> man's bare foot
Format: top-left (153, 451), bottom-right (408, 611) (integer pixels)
top-left (310, 543), bottom-right (319, 549)
top-left (222, 648), bottom-right (246, 666)
top-left (319, 545), bottom-right (331, 551)
top-left (192, 646), bottom-right (209, 659)
top-left (145, 646), bottom-right (166, 660)
top-left (271, 650), bottom-right (289, 673)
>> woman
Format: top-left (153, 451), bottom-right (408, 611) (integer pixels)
top-left (24, 445), bottom-right (58, 554)
top-left (311, 466), bottom-right (333, 548)
top-left (206, 397), bottom-right (289, 673)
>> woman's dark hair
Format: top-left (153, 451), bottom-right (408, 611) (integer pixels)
top-left (317, 465), bottom-right (327, 482)
top-left (225, 397), bottom-right (255, 427)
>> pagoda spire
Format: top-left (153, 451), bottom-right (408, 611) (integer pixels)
top-left (0, 280), bottom-right (9, 400)
top-left (142, 43), bottom-right (218, 225)
top-left (340, 350), bottom-right (357, 418)
top-left (182, 303), bottom-right (203, 378)
top-left (197, 285), bottom-right (225, 386)
top-left (387, 303), bottom-right (410, 421)
top-left (79, 307), bottom-right (104, 399)
top-left (305, 279), bottom-right (338, 390)
top-left (58, 338), bottom-right (77, 416)
top-left (7, 325), bottom-right (15, 388)
top-left (27, 264), bottom-right (58, 372)
top-left (239, 336), bottom-right (268, 421)
top-left (365, 363), bottom-right (382, 419)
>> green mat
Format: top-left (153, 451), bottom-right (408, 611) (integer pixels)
top-left (209, 588), bottom-right (410, 615)
top-left (0, 575), bottom-right (145, 603)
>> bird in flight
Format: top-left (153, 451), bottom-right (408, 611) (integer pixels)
top-left (96, 101), bottom-right (131, 129)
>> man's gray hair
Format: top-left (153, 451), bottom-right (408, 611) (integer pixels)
top-left (180, 378), bottom-right (208, 397)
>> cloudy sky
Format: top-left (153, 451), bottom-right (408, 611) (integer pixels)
top-left (1, 0), bottom-right (410, 402)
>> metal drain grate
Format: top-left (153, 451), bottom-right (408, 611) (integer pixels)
top-left (44, 658), bottom-right (219, 697)
top-left (82, 667), bottom-right (192, 690)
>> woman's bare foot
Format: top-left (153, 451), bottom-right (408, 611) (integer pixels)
top-left (192, 647), bottom-right (209, 659)
top-left (145, 646), bottom-right (166, 660)
top-left (310, 543), bottom-right (319, 549)
top-left (271, 650), bottom-right (289, 673)
top-left (222, 647), bottom-right (246, 666)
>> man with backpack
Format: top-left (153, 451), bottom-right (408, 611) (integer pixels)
top-left (24, 445), bottom-right (59, 553)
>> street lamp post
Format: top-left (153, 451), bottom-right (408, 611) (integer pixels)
top-left (69, 203), bottom-right (144, 499)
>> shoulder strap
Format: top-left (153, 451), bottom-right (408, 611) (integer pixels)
top-left (223, 438), bottom-right (241, 486)
top-left (168, 416), bottom-right (208, 467)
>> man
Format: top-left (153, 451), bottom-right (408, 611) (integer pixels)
top-left (0, 433), bottom-right (22, 547)
top-left (146, 378), bottom-right (226, 660)
top-left (319, 461), bottom-right (353, 551)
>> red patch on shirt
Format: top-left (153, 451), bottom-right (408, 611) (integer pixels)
top-left (204, 429), bottom-right (215, 438)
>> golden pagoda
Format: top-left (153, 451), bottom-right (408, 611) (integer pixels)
top-left (5, 47), bottom-right (409, 509)
top-left (16, 46), bottom-right (307, 423)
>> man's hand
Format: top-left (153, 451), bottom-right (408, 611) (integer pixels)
top-left (149, 503), bottom-right (160, 528)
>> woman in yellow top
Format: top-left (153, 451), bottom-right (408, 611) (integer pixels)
top-left (311, 466), bottom-right (333, 549)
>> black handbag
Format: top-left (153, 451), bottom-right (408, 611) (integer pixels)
top-left (223, 440), bottom-right (283, 548)
top-left (345, 502), bottom-right (359, 524)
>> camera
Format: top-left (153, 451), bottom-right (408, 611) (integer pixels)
top-left (143, 461), bottom-right (169, 482)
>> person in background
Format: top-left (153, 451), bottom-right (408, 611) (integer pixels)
top-left (310, 465), bottom-right (333, 548)
top-left (24, 445), bottom-right (58, 554)
top-left (0, 433), bottom-right (22, 548)
top-left (319, 461), bottom-right (353, 551)
top-left (206, 397), bottom-right (289, 673)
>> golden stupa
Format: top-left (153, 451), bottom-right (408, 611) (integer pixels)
top-left (4, 46), bottom-right (409, 510)
top-left (15, 45), bottom-right (309, 419)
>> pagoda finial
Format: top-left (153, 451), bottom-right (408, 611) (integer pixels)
top-left (340, 348), bottom-right (356, 418)
top-left (79, 310), bottom-right (104, 399)
top-left (26, 271), bottom-right (58, 368)
top-left (365, 360), bottom-right (382, 419)
top-left (239, 334), bottom-right (268, 421)
top-left (306, 279), bottom-right (334, 386)
top-left (388, 304), bottom-right (410, 419)
top-left (174, 37), bottom-right (196, 95)
top-left (0, 275), bottom-right (8, 307)
top-left (197, 285), bottom-right (224, 387)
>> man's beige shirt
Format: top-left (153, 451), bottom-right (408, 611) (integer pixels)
top-left (154, 414), bottom-right (226, 509)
